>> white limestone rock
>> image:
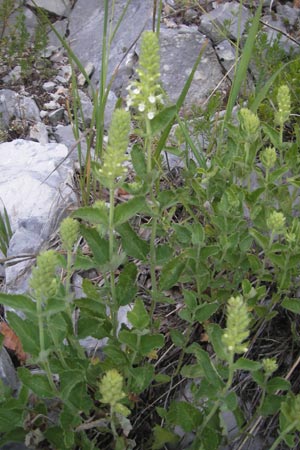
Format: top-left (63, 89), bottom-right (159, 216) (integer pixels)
top-left (0, 139), bottom-right (76, 293)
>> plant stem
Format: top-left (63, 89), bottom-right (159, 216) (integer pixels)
top-left (109, 186), bottom-right (118, 337)
top-left (269, 421), bottom-right (297, 450)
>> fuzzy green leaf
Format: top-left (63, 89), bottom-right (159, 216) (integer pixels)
top-left (159, 256), bottom-right (185, 290)
top-left (194, 302), bottom-right (219, 323)
top-left (152, 425), bottom-right (179, 450)
top-left (117, 222), bottom-right (150, 260)
top-left (127, 298), bottom-right (149, 330)
top-left (266, 377), bottom-right (291, 394)
top-left (72, 206), bottom-right (109, 227)
top-left (80, 225), bottom-right (109, 266)
top-left (282, 298), bottom-right (300, 314)
top-left (114, 197), bottom-right (146, 226)
top-left (6, 312), bottom-right (40, 356)
top-left (140, 334), bottom-right (164, 355)
top-left (129, 365), bottom-right (154, 394)
top-left (131, 144), bottom-right (147, 177)
top-left (233, 358), bottom-right (261, 372)
top-left (167, 401), bottom-right (202, 432)
top-left (150, 105), bottom-right (177, 137)
top-left (116, 262), bottom-right (137, 306)
top-left (18, 367), bottom-right (55, 398)
top-left (0, 293), bottom-right (35, 316)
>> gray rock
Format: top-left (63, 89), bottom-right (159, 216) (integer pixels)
top-left (215, 39), bottom-right (236, 77)
top-left (2, 66), bottom-right (22, 84)
top-left (26, 0), bottom-right (72, 17)
top-left (68, 0), bottom-right (153, 91)
top-left (77, 62), bottom-right (95, 87)
top-left (2, 5), bottom-right (38, 40)
top-left (159, 26), bottom-right (229, 108)
top-left (46, 19), bottom-right (68, 49)
top-left (29, 121), bottom-right (49, 144)
top-left (42, 81), bottom-right (56, 92)
top-left (54, 124), bottom-right (87, 161)
top-left (0, 139), bottom-right (76, 293)
top-left (56, 64), bottom-right (72, 84)
top-left (276, 4), bottom-right (300, 27)
top-left (0, 347), bottom-right (19, 393)
top-left (0, 90), bottom-right (41, 128)
top-left (261, 14), bottom-right (300, 53)
top-left (48, 107), bottom-right (65, 125)
top-left (77, 90), bottom-right (93, 128)
top-left (199, 1), bottom-right (252, 43)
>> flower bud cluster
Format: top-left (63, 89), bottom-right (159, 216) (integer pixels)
top-left (222, 295), bottom-right (250, 355)
top-left (282, 393), bottom-right (300, 430)
top-left (126, 31), bottom-right (164, 121)
top-left (30, 250), bottom-right (60, 299)
top-left (260, 146), bottom-right (277, 169)
top-left (99, 369), bottom-right (126, 407)
top-left (239, 108), bottom-right (260, 142)
top-left (285, 218), bottom-right (300, 247)
top-left (98, 109), bottom-right (130, 188)
top-left (266, 211), bottom-right (286, 234)
top-left (262, 358), bottom-right (278, 377)
top-left (275, 85), bottom-right (291, 125)
top-left (60, 217), bottom-right (79, 252)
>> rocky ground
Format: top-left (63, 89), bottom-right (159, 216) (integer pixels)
top-left (0, 1), bottom-right (300, 449)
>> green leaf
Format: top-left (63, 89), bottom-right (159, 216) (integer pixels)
top-left (73, 254), bottom-right (96, 271)
top-left (266, 377), bottom-right (291, 394)
top-left (0, 408), bottom-right (25, 434)
top-left (18, 367), bottom-right (55, 398)
top-left (167, 401), bottom-right (202, 432)
top-left (75, 298), bottom-right (106, 317)
top-left (233, 358), bottom-right (261, 372)
top-left (150, 105), bottom-right (177, 136)
top-left (191, 223), bottom-right (205, 245)
top-left (0, 293), bottom-right (35, 316)
top-left (224, 391), bottom-right (238, 411)
top-left (183, 290), bottom-right (198, 310)
top-left (6, 312), bottom-right (40, 356)
top-left (129, 365), bottom-right (154, 394)
top-left (260, 394), bottom-right (283, 416)
top-left (172, 224), bottom-right (191, 244)
top-left (154, 374), bottom-right (171, 384)
top-left (181, 364), bottom-right (204, 378)
top-left (116, 262), bottom-right (137, 306)
top-left (156, 244), bottom-right (173, 265)
top-left (131, 144), bottom-right (147, 177)
top-left (152, 425), bottom-right (179, 450)
top-left (249, 228), bottom-right (268, 249)
top-left (159, 256), bottom-right (185, 290)
top-left (80, 225), bottom-right (109, 266)
top-left (59, 369), bottom-right (86, 402)
top-left (170, 329), bottom-right (186, 348)
top-left (72, 206), bottom-right (108, 227)
top-left (114, 197), bottom-right (146, 226)
top-left (194, 302), bottom-right (218, 323)
top-left (117, 222), bottom-right (150, 260)
top-left (282, 298), bottom-right (300, 314)
top-left (207, 324), bottom-right (228, 361)
top-left (187, 344), bottom-right (222, 388)
top-left (77, 314), bottom-right (111, 339)
top-left (118, 329), bottom-right (138, 352)
top-left (140, 334), bottom-right (164, 355)
top-left (127, 298), bottom-right (149, 330)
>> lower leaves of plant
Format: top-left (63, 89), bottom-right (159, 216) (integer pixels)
top-left (1, 3), bottom-right (300, 449)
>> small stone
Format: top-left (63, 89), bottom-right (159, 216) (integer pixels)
top-left (30, 122), bottom-right (49, 144)
top-left (3, 65), bottom-right (22, 84)
top-left (48, 108), bottom-right (65, 125)
top-left (77, 62), bottom-right (95, 86)
top-left (40, 110), bottom-right (48, 119)
top-left (44, 100), bottom-right (60, 110)
top-left (56, 64), bottom-right (72, 83)
top-left (42, 81), bottom-right (56, 92)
